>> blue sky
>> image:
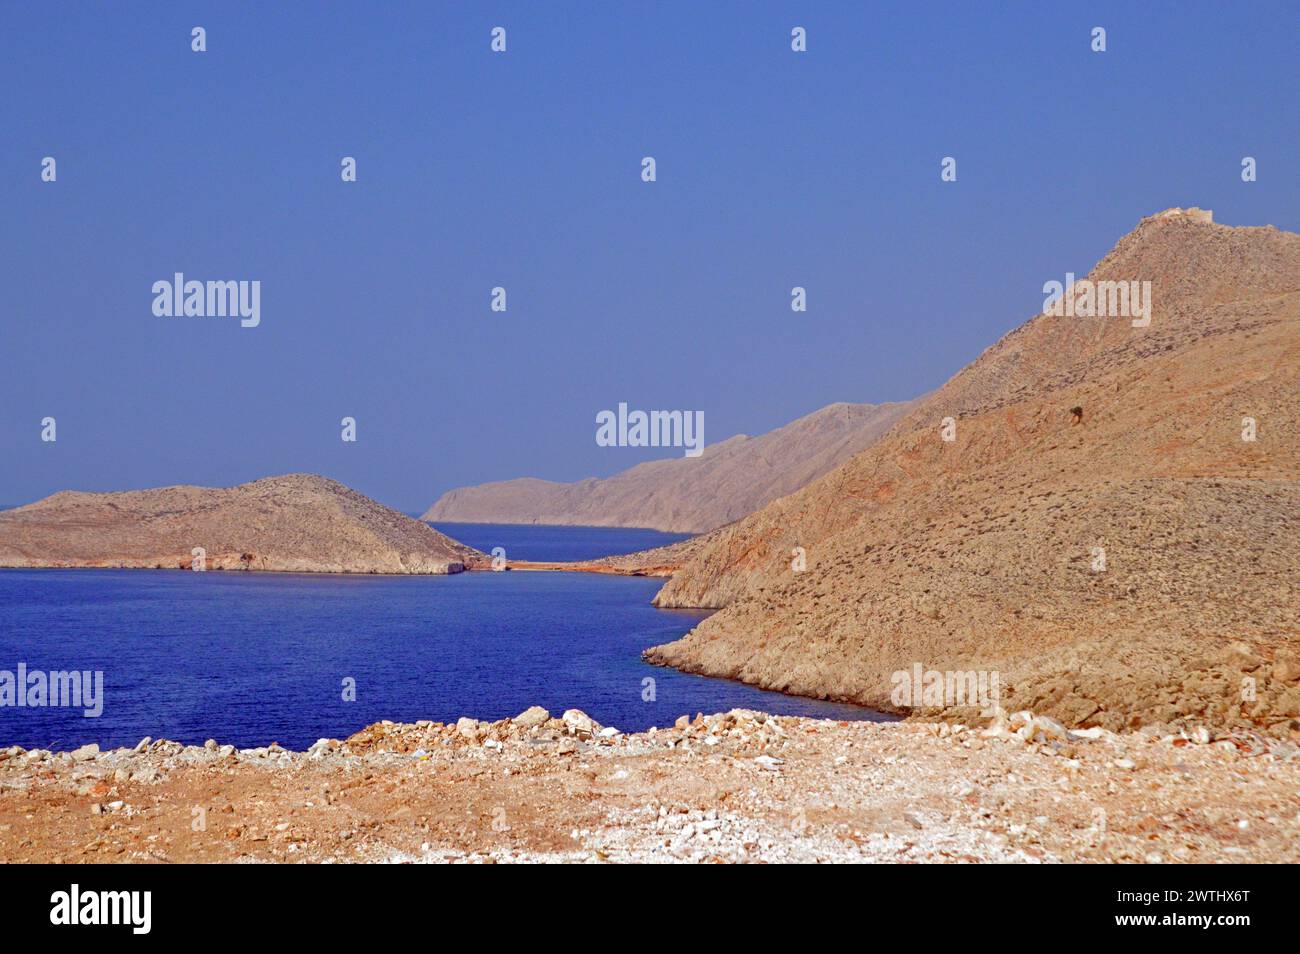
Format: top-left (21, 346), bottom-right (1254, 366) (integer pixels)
top-left (2, 1), bottom-right (1296, 511)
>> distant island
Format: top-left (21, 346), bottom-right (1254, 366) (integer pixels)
top-left (423, 400), bottom-right (914, 533)
top-left (0, 474), bottom-right (483, 574)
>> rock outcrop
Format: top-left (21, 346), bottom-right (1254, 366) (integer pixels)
top-left (422, 401), bottom-right (914, 533)
top-left (645, 209), bottom-right (1300, 734)
top-left (0, 474), bottom-right (484, 574)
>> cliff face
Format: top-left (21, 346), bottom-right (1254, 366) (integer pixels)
top-left (646, 210), bottom-right (1300, 733)
top-left (0, 474), bottom-right (484, 574)
top-left (422, 401), bottom-right (914, 533)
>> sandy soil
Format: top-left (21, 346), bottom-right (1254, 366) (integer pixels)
top-left (2, 708), bottom-right (1295, 864)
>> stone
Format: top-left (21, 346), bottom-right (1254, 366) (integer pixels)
top-left (1029, 715), bottom-right (1068, 742)
top-left (1272, 660), bottom-right (1300, 684)
top-left (512, 706), bottom-right (550, 729)
top-left (70, 743), bottom-right (99, 762)
top-left (561, 709), bottom-right (597, 739)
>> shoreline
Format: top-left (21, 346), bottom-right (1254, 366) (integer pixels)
top-left (0, 558), bottom-right (682, 579)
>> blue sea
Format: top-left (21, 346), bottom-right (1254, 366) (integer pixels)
top-left (0, 524), bottom-right (887, 750)
top-left (427, 521), bottom-right (691, 562)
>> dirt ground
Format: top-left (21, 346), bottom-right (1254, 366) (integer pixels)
top-left (2, 708), bottom-right (1296, 864)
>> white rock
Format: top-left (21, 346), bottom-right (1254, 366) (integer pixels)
top-left (1032, 716), bottom-right (1068, 741)
top-left (561, 709), bottom-right (597, 738)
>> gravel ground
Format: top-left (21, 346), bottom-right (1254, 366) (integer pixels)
top-left (2, 708), bottom-right (1296, 864)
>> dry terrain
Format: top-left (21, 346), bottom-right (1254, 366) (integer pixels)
top-left (2, 708), bottom-right (1295, 864)
top-left (4, 209), bottom-right (1296, 865)
top-left (0, 474), bottom-right (484, 574)
top-left (646, 209), bottom-right (1300, 735)
top-left (424, 401), bottom-right (913, 533)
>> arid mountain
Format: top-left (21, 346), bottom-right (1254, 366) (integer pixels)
top-left (0, 474), bottom-right (484, 574)
top-left (646, 209), bottom-right (1300, 734)
top-left (423, 401), bottom-right (914, 533)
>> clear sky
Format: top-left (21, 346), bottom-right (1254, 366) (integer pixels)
top-left (2, 2), bottom-right (1296, 512)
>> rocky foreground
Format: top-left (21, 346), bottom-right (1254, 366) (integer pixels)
top-left (2, 709), bottom-right (1296, 864)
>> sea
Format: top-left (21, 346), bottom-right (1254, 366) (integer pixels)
top-left (0, 523), bottom-right (889, 750)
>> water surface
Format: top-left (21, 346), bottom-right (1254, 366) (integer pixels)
top-left (0, 528), bottom-right (888, 750)
top-left (430, 521), bottom-right (690, 562)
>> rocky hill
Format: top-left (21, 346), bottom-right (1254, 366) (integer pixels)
top-left (645, 209), bottom-right (1300, 734)
top-left (0, 474), bottom-right (484, 574)
top-left (423, 401), bottom-right (913, 533)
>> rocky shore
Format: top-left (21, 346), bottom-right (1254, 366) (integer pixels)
top-left (2, 708), bottom-right (1296, 864)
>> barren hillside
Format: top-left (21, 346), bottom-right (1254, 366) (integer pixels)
top-left (646, 209), bottom-right (1300, 734)
top-left (423, 401), bottom-right (913, 533)
top-left (0, 474), bottom-right (484, 574)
